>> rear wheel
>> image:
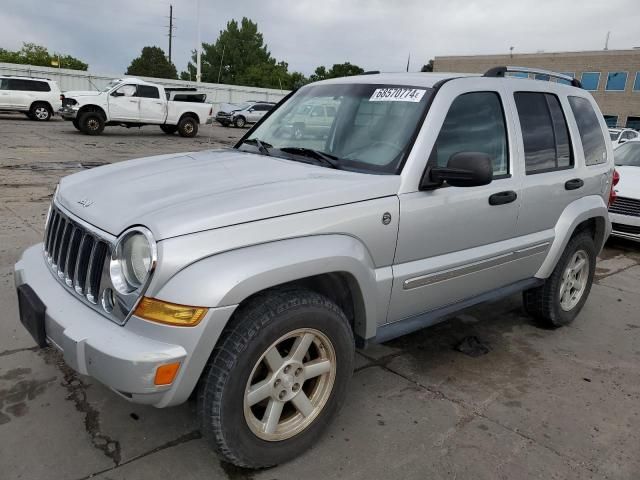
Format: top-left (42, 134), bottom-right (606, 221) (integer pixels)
top-left (78, 111), bottom-right (105, 135)
top-left (160, 125), bottom-right (178, 135)
top-left (72, 118), bottom-right (81, 131)
top-left (198, 288), bottom-right (354, 468)
top-left (234, 115), bottom-right (246, 128)
top-left (29, 103), bottom-right (51, 121)
top-left (523, 231), bottom-right (596, 328)
top-left (177, 116), bottom-right (198, 137)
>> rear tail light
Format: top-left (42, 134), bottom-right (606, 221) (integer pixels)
top-left (608, 169), bottom-right (620, 207)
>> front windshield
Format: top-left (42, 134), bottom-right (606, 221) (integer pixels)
top-left (614, 141), bottom-right (640, 166)
top-left (610, 131), bottom-right (620, 141)
top-left (239, 83), bottom-right (433, 174)
top-left (101, 80), bottom-right (120, 92)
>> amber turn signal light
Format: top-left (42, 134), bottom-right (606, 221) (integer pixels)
top-left (134, 297), bottom-right (208, 326)
top-left (154, 362), bottom-right (181, 385)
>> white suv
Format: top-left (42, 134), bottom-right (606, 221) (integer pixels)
top-left (0, 75), bottom-right (62, 121)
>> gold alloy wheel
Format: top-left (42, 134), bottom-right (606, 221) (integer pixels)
top-left (243, 328), bottom-right (337, 441)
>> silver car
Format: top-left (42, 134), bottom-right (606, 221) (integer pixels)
top-left (14, 67), bottom-right (614, 468)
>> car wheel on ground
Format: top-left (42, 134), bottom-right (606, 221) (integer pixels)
top-left (198, 288), bottom-right (354, 468)
top-left (160, 125), bottom-right (179, 135)
top-left (523, 231), bottom-right (596, 328)
top-left (71, 118), bottom-right (81, 131)
top-left (29, 103), bottom-right (51, 121)
top-left (178, 116), bottom-right (198, 137)
top-left (78, 111), bottom-right (105, 135)
top-left (234, 116), bottom-right (246, 128)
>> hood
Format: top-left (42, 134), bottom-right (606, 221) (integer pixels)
top-left (64, 90), bottom-right (102, 98)
top-left (614, 165), bottom-right (640, 199)
top-left (218, 103), bottom-right (243, 114)
top-left (57, 149), bottom-right (400, 240)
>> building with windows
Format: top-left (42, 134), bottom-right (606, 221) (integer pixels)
top-left (434, 49), bottom-right (640, 129)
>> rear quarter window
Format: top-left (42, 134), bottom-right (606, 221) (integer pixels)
top-left (568, 96), bottom-right (607, 165)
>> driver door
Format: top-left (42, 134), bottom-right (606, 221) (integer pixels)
top-left (108, 84), bottom-right (140, 121)
top-left (388, 88), bottom-right (524, 323)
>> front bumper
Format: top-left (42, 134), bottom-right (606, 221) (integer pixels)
top-left (14, 244), bottom-right (236, 407)
top-left (59, 106), bottom-right (79, 119)
top-left (609, 212), bottom-right (640, 241)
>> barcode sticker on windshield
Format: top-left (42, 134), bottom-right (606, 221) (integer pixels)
top-left (369, 88), bottom-right (427, 102)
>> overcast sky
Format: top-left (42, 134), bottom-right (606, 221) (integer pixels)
top-left (1, 0), bottom-right (639, 76)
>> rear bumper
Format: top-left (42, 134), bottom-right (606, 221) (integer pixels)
top-left (14, 244), bottom-right (236, 407)
top-left (609, 212), bottom-right (640, 241)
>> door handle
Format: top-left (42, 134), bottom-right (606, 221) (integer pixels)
top-left (129, 99), bottom-right (138, 103)
top-left (565, 178), bottom-right (584, 190)
top-left (488, 190), bottom-right (517, 205)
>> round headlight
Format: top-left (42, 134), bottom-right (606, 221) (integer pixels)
top-left (110, 227), bottom-right (156, 294)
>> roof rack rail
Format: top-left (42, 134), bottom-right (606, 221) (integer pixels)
top-left (362, 70), bottom-right (380, 75)
top-left (483, 66), bottom-right (582, 88)
top-left (2, 74), bottom-right (52, 81)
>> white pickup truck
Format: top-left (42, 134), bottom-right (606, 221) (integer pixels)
top-left (59, 78), bottom-right (213, 137)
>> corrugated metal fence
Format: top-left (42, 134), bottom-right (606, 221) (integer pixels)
top-left (0, 62), bottom-right (289, 112)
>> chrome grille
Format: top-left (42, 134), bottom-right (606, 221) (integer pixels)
top-left (44, 205), bottom-right (111, 305)
top-left (609, 196), bottom-right (640, 217)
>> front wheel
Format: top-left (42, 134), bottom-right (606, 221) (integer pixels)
top-left (78, 111), bottom-right (105, 135)
top-left (198, 288), bottom-right (354, 468)
top-left (72, 118), bottom-right (81, 131)
top-left (234, 115), bottom-right (246, 128)
top-left (523, 231), bottom-right (596, 328)
top-left (29, 103), bottom-right (51, 121)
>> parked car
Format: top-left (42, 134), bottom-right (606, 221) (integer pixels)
top-left (0, 75), bottom-right (62, 121)
top-left (216, 101), bottom-right (275, 127)
top-left (609, 128), bottom-right (639, 148)
top-left (277, 101), bottom-right (338, 140)
top-left (15, 67), bottom-right (614, 468)
top-left (59, 78), bottom-right (213, 137)
top-left (608, 139), bottom-right (640, 240)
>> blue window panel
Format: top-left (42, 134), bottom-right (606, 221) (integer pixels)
top-left (535, 74), bottom-right (550, 81)
top-left (508, 72), bottom-right (529, 79)
top-left (606, 72), bottom-right (627, 91)
top-left (603, 115), bottom-right (618, 128)
top-left (634, 72), bottom-right (640, 91)
top-left (558, 72), bottom-right (575, 85)
top-left (581, 72), bottom-right (600, 91)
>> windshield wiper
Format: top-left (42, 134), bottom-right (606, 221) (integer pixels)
top-left (243, 138), bottom-right (272, 156)
top-left (279, 147), bottom-right (340, 169)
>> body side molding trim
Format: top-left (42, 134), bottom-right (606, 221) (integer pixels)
top-left (403, 242), bottom-right (549, 290)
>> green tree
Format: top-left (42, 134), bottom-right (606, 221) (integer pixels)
top-left (182, 17), bottom-right (294, 89)
top-left (0, 42), bottom-right (88, 70)
top-left (308, 62), bottom-right (364, 82)
top-left (126, 46), bottom-right (177, 79)
top-left (421, 59), bottom-right (434, 72)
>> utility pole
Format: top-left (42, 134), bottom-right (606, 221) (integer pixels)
top-left (196, 0), bottom-right (202, 82)
top-left (168, 4), bottom-right (174, 64)
top-left (604, 31), bottom-right (610, 51)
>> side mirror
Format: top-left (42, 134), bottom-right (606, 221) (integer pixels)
top-left (248, 108), bottom-right (255, 112)
top-left (618, 138), bottom-right (627, 144)
top-left (112, 91), bottom-right (124, 97)
top-left (421, 152), bottom-right (493, 189)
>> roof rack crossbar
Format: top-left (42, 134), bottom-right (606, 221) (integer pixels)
top-left (483, 66), bottom-right (582, 88)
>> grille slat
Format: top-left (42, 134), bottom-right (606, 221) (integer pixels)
top-left (51, 217), bottom-right (67, 267)
top-left (64, 227), bottom-right (82, 286)
top-left (74, 234), bottom-right (94, 295)
top-left (85, 241), bottom-right (108, 304)
top-left (609, 196), bottom-right (640, 217)
top-left (57, 222), bottom-right (73, 277)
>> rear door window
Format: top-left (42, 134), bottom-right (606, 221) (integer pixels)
top-left (137, 85), bottom-right (160, 98)
top-left (568, 96), bottom-right (607, 165)
top-left (514, 92), bottom-right (573, 174)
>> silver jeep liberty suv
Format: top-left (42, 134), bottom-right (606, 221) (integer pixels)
top-left (14, 66), bottom-right (614, 467)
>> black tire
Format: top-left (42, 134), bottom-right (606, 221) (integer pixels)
top-left (234, 115), bottom-right (246, 128)
top-left (78, 111), bottom-right (105, 135)
top-left (198, 288), bottom-right (354, 468)
top-left (72, 118), bottom-right (81, 131)
top-left (523, 231), bottom-right (596, 328)
top-left (178, 116), bottom-right (198, 137)
top-left (160, 125), bottom-right (178, 135)
top-left (29, 102), bottom-right (51, 121)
